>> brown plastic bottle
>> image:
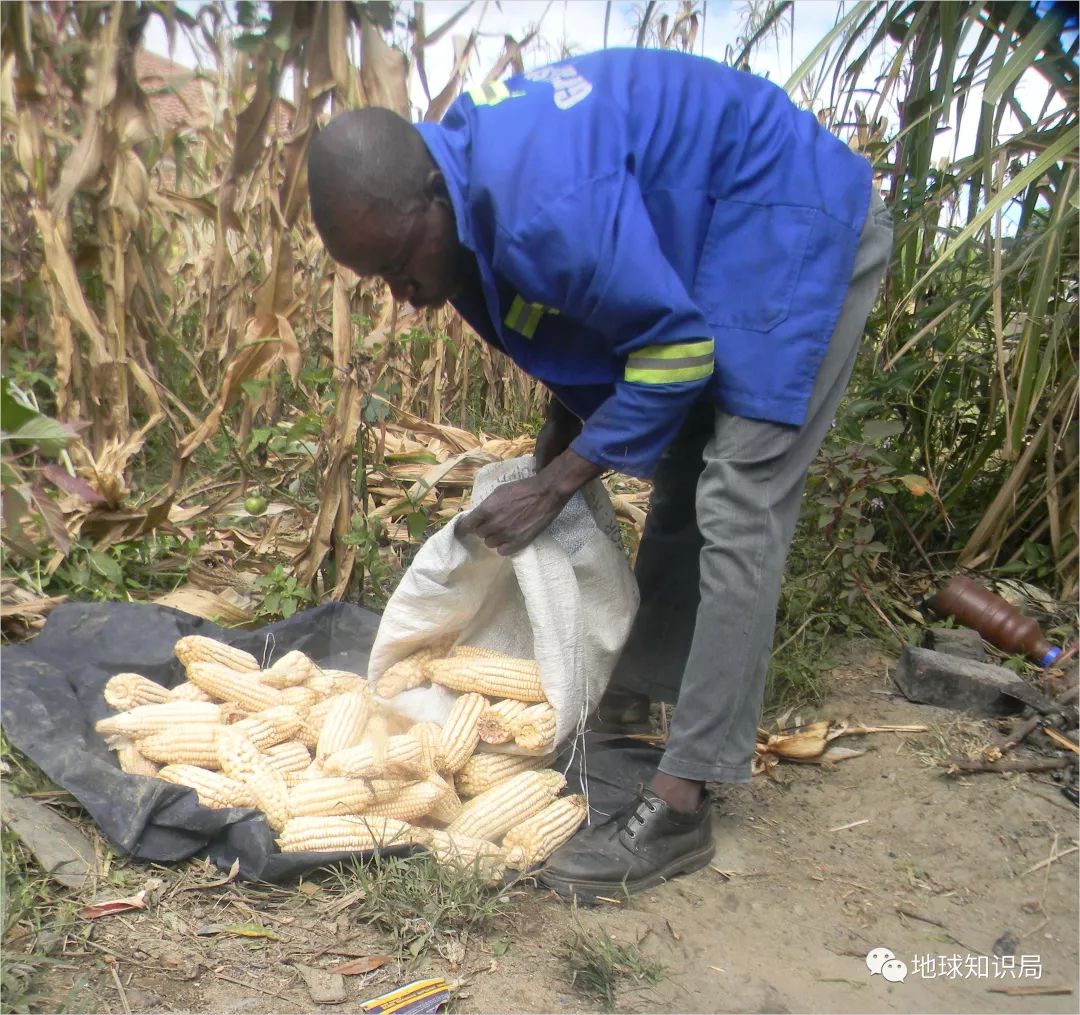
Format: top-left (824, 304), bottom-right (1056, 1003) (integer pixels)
top-left (928, 576), bottom-right (1061, 668)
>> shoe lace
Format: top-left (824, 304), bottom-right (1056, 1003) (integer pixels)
top-left (621, 786), bottom-right (658, 839)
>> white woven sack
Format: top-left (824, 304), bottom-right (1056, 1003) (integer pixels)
top-left (368, 456), bottom-right (639, 747)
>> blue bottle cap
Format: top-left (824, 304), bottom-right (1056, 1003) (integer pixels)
top-left (1040, 646), bottom-right (1062, 668)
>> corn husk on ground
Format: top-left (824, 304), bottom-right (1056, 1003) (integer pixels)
top-left (97, 634), bottom-right (584, 873)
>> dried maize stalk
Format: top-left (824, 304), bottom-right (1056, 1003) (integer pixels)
top-left (95, 702), bottom-right (221, 739)
top-left (510, 703), bottom-right (557, 753)
top-left (262, 740), bottom-right (312, 773)
top-left (366, 774), bottom-right (452, 822)
top-left (455, 751), bottom-right (552, 797)
top-left (104, 673), bottom-right (170, 711)
top-left (427, 655), bottom-right (545, 703)
top-left (216, 727), bottom-right (291, 831)
top-left (448, 769), bottom-right (566, 842)
top-left (157, 765), bottom-right (256, 809)
top-left (315, 692), bottom-right (371, 760)
top-left (138, 726), bottom-right (223, 768)
top-left (288, 777), bottom-right (375, 817)
top-left (502, 794), bottom-right (587, 869)
top-left (115, 741), bottom-right (161, 777)
top-left (477, 699), bottom-right (529, 745)
top-left (174, 636), bottom-right (260, 673)
top-left (438, 693), bottom-right (486, 773)
top-left (188, 662), bottom-right (285, 712)
top-left (277, 815), bottom-right (427, 853)
top-left (323, 734), bottom-right (424, 780)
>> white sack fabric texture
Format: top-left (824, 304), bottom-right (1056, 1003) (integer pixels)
top-left (368, 457), bottom-right (640, 747)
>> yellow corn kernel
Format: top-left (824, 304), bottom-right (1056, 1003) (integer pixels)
top-left (174, 635), bottom-right (260, 672)
top-left (502, 794), bottom-right (587, 869)
top-left (188, 662), bottom-right (285, 712)
top-left (476, 699), bottom-right (529, 745)
top-left (95, 702), bottom-right (221, 739)
top-left (323, 734), bottom-right (425, 780)
top-left (259, 649), bottom-right (318, 688)
top-left (138, 726), bottom-right (224, 768)
top-left (438, 693), bottom-right (487, 773)
top-left (262, 740), bottom-right (312, 773)
top-left (216, 727), bottom-right (291, 831)
top-left (427, 654), bottom-right (546, 703)
top-left (448, 769), bottom-right (565, 842)
top-left (104, 673), bottom-right (171, 711)
top-left (366, 774), bottom-right (452, 822)
top-left (157, 764), bottom-right (257, 809)
top-left (510, 703), bottom-right (557, 753)
top-left (454, 751), bottom-right (552, 797)
top-left (276, 815), bottom-right (426, 853)
top-left (315, 692), bottom-right (372, 760)
top-left (288, 777), bottom-right (375, 817)
top-left (114, 740), bottom-right (161, 777)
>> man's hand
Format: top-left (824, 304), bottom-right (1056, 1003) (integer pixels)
top-left (534, 398), bottom-right (583, 470)
top-left (458, 449), bottom-right (604, 555)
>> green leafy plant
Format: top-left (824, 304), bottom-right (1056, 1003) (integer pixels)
top-left (562, 919), bottom-right (665, 1011)
top-left (251, 564), bottom-right (315, 621)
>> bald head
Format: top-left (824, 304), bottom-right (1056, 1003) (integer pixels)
top-left (307, 108), bottom-right (466, 308)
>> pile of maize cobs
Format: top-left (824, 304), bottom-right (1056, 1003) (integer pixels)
top-left (97, 636), bottom-right (585, 879)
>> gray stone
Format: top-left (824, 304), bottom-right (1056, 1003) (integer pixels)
top-left (893, 646), bottom-right (1058, 716)
top-left (920, 626), bottom-right (987, 662)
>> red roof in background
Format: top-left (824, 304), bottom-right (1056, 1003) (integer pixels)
top-left (136, 49), bottom-right (294, 133)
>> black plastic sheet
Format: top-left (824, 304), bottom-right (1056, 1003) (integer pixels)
top-left (1, 601), bottom-right (661, 882)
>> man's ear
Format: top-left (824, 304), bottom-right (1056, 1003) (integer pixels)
top-left (425, 168), bottom-right (450, 205)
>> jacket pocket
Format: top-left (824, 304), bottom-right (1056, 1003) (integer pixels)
top-left (693, 200), bottom-right (817, 333)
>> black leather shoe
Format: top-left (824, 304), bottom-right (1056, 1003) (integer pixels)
top-left (539, 787), bottom-right (715, 899)
top-left (589, 687), bottom-right (653, 735)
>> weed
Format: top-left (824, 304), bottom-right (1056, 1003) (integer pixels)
top-left (904, 717), bottom-right (993, 769)
top-left (562, 918), bottom-right (664, 1011)
top-left (331, 852), bottom-right (515, 963)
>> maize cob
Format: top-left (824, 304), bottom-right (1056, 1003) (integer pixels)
top-left (279, 686), bottom-right (318, 711)
top-left (138, 726), bottom-right (223, 768)
top-left (174, 635), bottom-right (260, 673)
top-left (216, 727), bottom-right (291, 831)
top-left (303, 674), bottom-right (339, 699)
top-left (369, 778), bottom-right (413, 803)
top-left (366, 774), bottom-right (451, 822)
top-left (437, 693), bottom-right (486, 773)
top-left (375, 648), bottom-right (437, 698)
top-left (502, 794), bottom-right (587, 869)
top-left (408, 721), bottom-right (444, 775)
top-left (510, 703), bottom-right (557, 753)
top-left (315, 692), bottom-right (372, 760)
top-left (283, 762), bottom-right (328, 786)
top-left (104, 673), bottom-right (171, 711)
top-left (157, 765), bottom-right (257, 809)
top-left (323, 734), bottom-right (424, 780)
top-left (448, 769), bottom-right (566, 842)
top-left (95, 701), bottom-right (221, 739)
top-left (257, 650), bottom-right (317, 689)
top-left (295, 697), bottom-right (335, 747)
top-left (277, 815), bottom-right (426, 853)
top-left (114, 740), bottom-right (161, 777)
top-left (321, 670), bottom-right (366, 694)
top-left (476, 699), bottom-right (529, 745)
top-left (427, 655), bottom-right (546, 703)
top-left (168, 681), bottom-right (212, 702)
top-left (455, 751), bottom-right (552, 797)
top-left (188, 662), bottom-right (285, 712)
top-left (288, 777), bottom-right (375, 817)
top-left (233, 706), bottom-right (302, 750)
top-left (423, 829), bottom-right (503, 868)
top-left (360, 712), bottom-right (391, 750)
top-left (427, 776), bottom-right (463, 825)
top-left (262, 740), bottom-right (312, 773)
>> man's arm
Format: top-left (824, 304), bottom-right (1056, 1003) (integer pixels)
top-left (534, 394), bottom-right (583, 471)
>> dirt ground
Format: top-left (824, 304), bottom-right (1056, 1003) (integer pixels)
top-left (13, 643), bottom-right (1080, 1014)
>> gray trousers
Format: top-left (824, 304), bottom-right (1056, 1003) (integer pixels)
top-left (609, 193), bottom-right (894, 783)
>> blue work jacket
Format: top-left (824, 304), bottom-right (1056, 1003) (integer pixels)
top-left (416, 49), bottom-right (872, 478)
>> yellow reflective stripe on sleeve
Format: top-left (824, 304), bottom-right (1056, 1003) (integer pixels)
top-left (503, 294), bottom-right (558, 339)
top-left (624, 339), bottom-right (715, 384)
top-left (468, 81), bottom-right (518, 106)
